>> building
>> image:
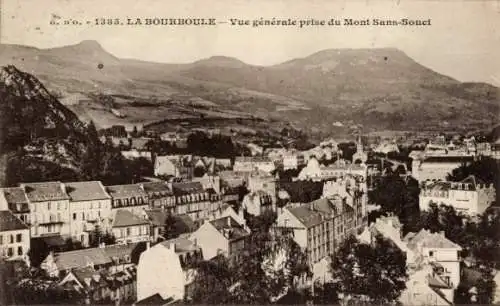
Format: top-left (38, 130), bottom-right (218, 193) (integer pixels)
top-left (402, 229), bottom-right (462, 304)
top-left (246, 170), bottom-right (277, 204)
top-left (192, 174), bottom-right (221, 194)
top-left (137, 237), bottom-right (202, 301)
top-left (241, 190), bottom-right (274, 217)
top-left (172, 182), bottom-right (223, 221)
top-left (419, 175), bottom-right (496, 216)
top-left (0, 210), bottom-right (30, 263)
top-left (298, 157), bottom-right (368, 181)
top-left (58, 265), bottom-right (138, 304)
top-left (2, 187), bottom-right (30, 224)
top-left (359, 216), bottom-right (462, 305)
top-left (411, 156), bottom-right (474, 182)
top-left (352, 136), bottom-right (368, 164)
top-left (21, 182), bottom-right (71, 238)
top-left (66, 181), bottom-right (112, 247)
top-left (112, 209), bottom-right (151, 244)
top-left (191, 216), bottom-right (250, 262)
top-left (276, 196), bottom-right (361, 266)
top-left (322, 175), bottom-right (368, 233)
top-left (121, 150), bottom-right (153, 161)
top-left (233, 156), bottom-right (275, 174)
top-left (140, 182), bottom-right (175, 213)
top-left (106, 184), bottom-right (149, 215)
top-left (154, 155), bottom-right (193, 179)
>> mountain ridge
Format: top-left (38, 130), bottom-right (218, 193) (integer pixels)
top-left (0, 41), bottom-right (497, 134)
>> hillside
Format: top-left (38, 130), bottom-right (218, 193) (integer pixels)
top-left (0, 65), bottom-right (102, 186)
top-left (0, 41), bottom-right (498, 135)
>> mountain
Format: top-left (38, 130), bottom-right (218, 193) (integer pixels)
top-left (0, 41), bottom-right (498, 135)
top-left (0, 65), bottom-right (98, 186)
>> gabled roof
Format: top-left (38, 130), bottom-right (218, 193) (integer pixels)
top-left (54, 248), bottom-right (112, 271)
top-left (21, 182), bottom-right (69, 202)
top-left (66, 181), bottom-right (111, 202)
top-left (106, 184), bottom-right (148, 199)
top-left (113, 209), bottom-right (149, 228)
top-left (209, 216), bottom-right (250, 241)
top-left (0, 210), bottom-right (28, 232)
top-left (52, 242), bottom-right (140, 271)
top-left (136, 293), bottom-right (176, 305)
top-left (159, 237), bottom-right (200, 254)
top-left (288, 205), bottom-right (324, 228)
top-left (405, 229), bottom-right (461, 250)
top-left (2, 187), bottom-right (28, 204)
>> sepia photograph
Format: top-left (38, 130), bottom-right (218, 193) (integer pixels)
top-left (0, 0), bottom-right (499, 305)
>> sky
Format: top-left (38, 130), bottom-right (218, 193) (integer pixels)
top-left (1, 0), bottom-right (500, 86)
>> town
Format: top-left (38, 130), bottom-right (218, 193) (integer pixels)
top-left (0, 123), bottom-right (499, 306)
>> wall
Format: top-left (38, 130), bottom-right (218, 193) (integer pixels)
top-left (0, 228), bottom-right (30, 262)
top-left (69, 199), bottom-right (112, 246)
top-left (137, 245), bottom-right (185, 301)
top-left (190, 222), bottom-right (227, 260)
top-left (113, 225), bottom-right (150, 243)
top-left (30, 199), bottom-right (71, 237)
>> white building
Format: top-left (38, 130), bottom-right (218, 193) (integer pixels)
top-left (21, 182), bottom-right (71, 238)
top-left (241, 190), bottom-right (274, 217)
top-left (190, 216), bottom-right (250, 261)
top-left (359, 216), bottom-right (462, 305)
top-left (419, 175), bottom-right (496, 216)
top-left (233, 156), bottom-right (275, 174)
top-left (137, 237), bottom-right (202, 301)
top-left (66, 181), bottom-right (112, 247)
top-left (112, 209), bottom-right (151, 244)
top-left (411, 156), bottom-right (474, 182)
top-left (298, 157), bottom-right (367, 181)
top-left (0, 210), bottom-right (30, 263)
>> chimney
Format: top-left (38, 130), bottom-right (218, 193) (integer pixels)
top-left (193, 238), bottom-right (198, 246)
top-left (146, 241), bottom-right (150, 249)
top-left (138, 183), bottom-right (144, 191)
top-left (99, 242), bottom-right (106, 248)
top-left (227, 217), bottom-right (231, 227)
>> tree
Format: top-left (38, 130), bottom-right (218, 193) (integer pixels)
top-left (190, 255), bottom-right (234, 304)
top-left (89, 224), bottom-right (103, 247)
top-left (164, 212), bottom-right (177, 240)
top-left (193, 166), bottom-right (206, 177)
top-left (331, 234), bottom-right (408, 304)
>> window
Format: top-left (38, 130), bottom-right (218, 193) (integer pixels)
top-left (126, 228), bottom-right (131, 236)
top-left (17, 246), bottom-right (22, 256)
top-left (73, 213), bottom-right (77, 220)
top-left (82, 213), bottom-right (85, 221)
top-left (429, 251), bottom-right (434, 257)
top-left (47, 202), bottom-right (51, 210)
top-left (7, 248), bottom-right (13, 257)
top-left (10, 235), bottom-right (14, 244)
top-left (0, 235), bottom-right (2, 245)
top-left (16, 234), bottom-right (22, 243)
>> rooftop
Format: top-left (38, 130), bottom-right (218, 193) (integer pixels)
top-left (106, 184), bottom-right (148, 199)
top-left (2, 187), bottom-right (29, 204)
top-left (113, 209), bottom-right (150, 228)
top-left (66, 181), bottom-right (111, 202)
top-left (52, 242), bottom-right (140, 271)
top-left (405, 229), bottom-right (462, 250)
top-left (21, 182), bottom-right (69, 202)
top-left (0, 210), bottom-right (29, 232)
top-left (209, 216), bottom-right (250, 241)
top-left (159, 237), bottom-right (200, 254)
top-left (172, 182), bottom-right (204, 195)
top-left (140, 182), bottom-right (173, 195)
